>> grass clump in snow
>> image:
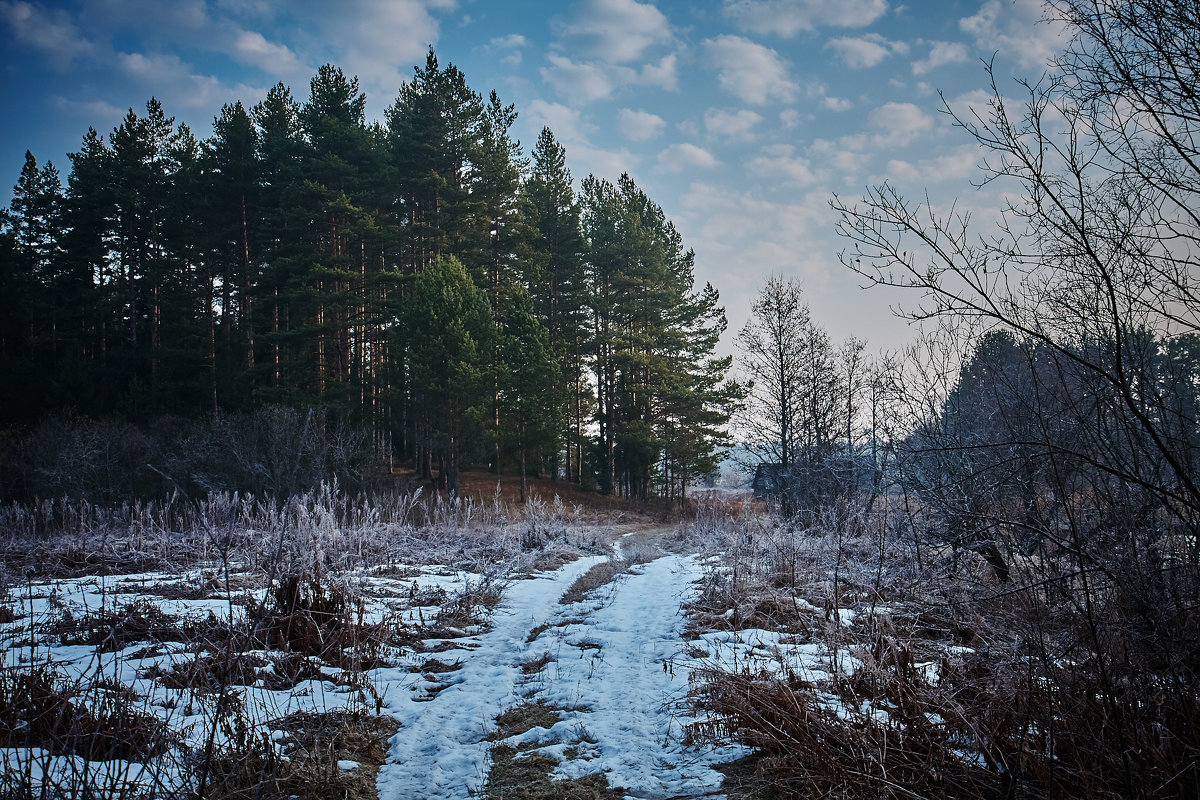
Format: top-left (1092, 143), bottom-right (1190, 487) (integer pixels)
top-left (485, 746), bottom-right (617, 800)
top-left (48, 598), bottom-right (186, 652)
top-left (558, 542), bottom-right (664, 606)
top-left (485, 702), bottom-right (618, 800)
top-left (490, 701), bottom-right (564, 740)
top-left (559, 562), bottom-right (625, 605)
top-left (521, 651), bottom-right (554, 675)
top-left (0, 659), bottom-right (176, 763)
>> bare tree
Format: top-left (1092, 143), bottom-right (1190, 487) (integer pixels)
top-left (737, 277), bottom-right (863, 516)
top-left (832, 2), bottom-right (1200, 794)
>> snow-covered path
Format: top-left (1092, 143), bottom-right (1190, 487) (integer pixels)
top-left (375, 555), bottom-right (605, 799)
top-left (540, 554), bottom-right (742, 798)
top-left (375, 547), bottom-right (742, 800)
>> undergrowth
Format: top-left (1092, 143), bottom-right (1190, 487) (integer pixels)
top-left (683, 495), bottom-right (1200, 800)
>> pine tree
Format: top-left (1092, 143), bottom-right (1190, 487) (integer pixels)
top-left (205, 101), bottom-right (260, 409)
top-left (386, 48), bottom-right (485, 275)
top-left (61, 128), bottom-right (116, 411)
top-left (402, 256), bottom-right (493, 493)
top-left (500, 290), bottom-right (562, 501)
top-left (520, 127), bottom-right (589, 483)
top-left (582, 173), bottom-right (735, 500)
top-left (253, 82), bottom-right (304, 399)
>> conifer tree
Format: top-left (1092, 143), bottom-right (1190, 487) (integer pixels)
top-left (520, 127), bottom-right (589, 483)
top-left (500, 289), bottom-right (562, 501)
top-left (252, 82), bottom-right (304, 398)
top-left (205, 101), bottom-right (260, 408)
top-left (402, 255), bottom-right (493, 492)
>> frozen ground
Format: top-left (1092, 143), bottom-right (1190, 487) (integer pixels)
top-left (375, 549), bottom-right (746, 799)
top-left (0, 524), bottom-right (753, 799)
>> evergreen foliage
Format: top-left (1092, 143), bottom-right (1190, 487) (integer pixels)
top-left (0, 53), bottom-right (734, 502)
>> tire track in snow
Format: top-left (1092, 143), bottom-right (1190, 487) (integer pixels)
top-left (375, 547), bottom-right (742, 799)
top-left (537, 554), bottom-right (742, 799)
top-left (375, 555), bottom-right (606, 800)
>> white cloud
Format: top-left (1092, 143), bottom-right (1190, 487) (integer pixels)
top-left (540, 50), bottom-right (677, 105)
top-left (50, 96), bottom-right (126, 127)
top-left (232, 30), bottom-right (307, 76)
top-left (490, 33), bottom-right (527, 49)
top-left (526, 99), bottom-right (639, 180)
top-left (810, 137), bottom-right (871, 178)
top-left (911, 40), bottom-right (969, 75)
top-left (823, 96), bottom-right (853, 111)
top-left (960, 0), bottom-right (1070, 69)
top-left (881, 144), bottom-right (981, 185)
top-left (487, 33), bottom-right (527, 65)
top-left (0, 0), bottom-right (96, 65)
top-left (618, 108), bottom-right (666, 141)
top-left (825, 33), bottom-right (907, 69)
top-left (541, 54), bottom-right (630, 103)
top-left (746, 144), bottom-right (814, 186)
top-left (526, 99), bottom-right (592, 144)
top-left (309, 0), bottom-right (452, 94)
top-left (704, 108), bottom-right (763, 141)
top-left (780, 109), bottom-right (802, 128)
top-left (724, 0), bottom-right (888, 36)
top-left (656, 143), bottom-right (719, 172)
top-left (117, 51), bottom-right (264, 110)
top-left (556, 0), bottom-right (672, 64)
top-left (704, 35), bottom-right (797, 105)
top-left (867, 101), bottom-right (934, 146)
top-left (679, 182), bottom-right (836, 315)
top-left (640, 52), bottom-right (678, 91)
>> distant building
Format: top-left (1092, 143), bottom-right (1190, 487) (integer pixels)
top-left (751, 463), bottom-right (788, 499)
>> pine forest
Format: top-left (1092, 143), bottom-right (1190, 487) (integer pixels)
top-left (0, 51), bottom-right (738, 503)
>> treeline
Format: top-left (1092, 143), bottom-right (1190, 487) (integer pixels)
top-left (0, 50), bottom-right (737, 502)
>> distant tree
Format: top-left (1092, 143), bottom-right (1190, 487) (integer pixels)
top-left (736, 277), bottom-right (848, 515)
top-left (500, 290), bottom-right (562, 501)
top-left (402, 256), bottom-right (493, 493)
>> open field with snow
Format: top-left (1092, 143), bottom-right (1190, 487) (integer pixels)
top-left (4, 488), bottom-right (1173, 799)
top-left (0, 490), bottom-right (773, 799)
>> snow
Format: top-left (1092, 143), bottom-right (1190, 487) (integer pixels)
top-left (374, 552), bottom-right (746, 800)
top-left (3, 533), bottom-right (753, 799)
top-left (375, 555), bottom-right (605, 799)
top-left (537, 555), bottom-right (746, 797)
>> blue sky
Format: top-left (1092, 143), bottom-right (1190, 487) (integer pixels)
top-left (0, 0), bottom-right (1069, 351)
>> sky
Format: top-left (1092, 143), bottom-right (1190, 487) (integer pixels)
top-left (0, 0), bottom-right (1070, 354)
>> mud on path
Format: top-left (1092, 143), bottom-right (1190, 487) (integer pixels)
top-left (375, 523), bottom-right (743, 800)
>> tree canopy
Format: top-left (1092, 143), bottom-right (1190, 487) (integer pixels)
top-left (0, 52), bottom-right (735, 503)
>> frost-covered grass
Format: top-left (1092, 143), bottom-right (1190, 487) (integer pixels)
top-left (676, 494), bottom-right (1200, 800)
top-left (0, 487), bottom-right (613, 800)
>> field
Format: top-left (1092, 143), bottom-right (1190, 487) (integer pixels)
top-left (4, 479), bottom-right (1188, 799)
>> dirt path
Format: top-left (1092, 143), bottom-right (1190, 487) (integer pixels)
top-left (374, 529), bottom-right (742, 800)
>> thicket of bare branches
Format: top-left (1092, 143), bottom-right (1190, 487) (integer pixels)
top-left (701, 2), bottom-right (1200, 797)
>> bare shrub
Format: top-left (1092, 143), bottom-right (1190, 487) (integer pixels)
top-left (0, 660), bottom-right (175, 763)
top-left (689, 663), bottom-right (998, 800)
top-left (48, 598), bottom-right (185, 652)
top-left (435, 577), bottom-right (505, 631)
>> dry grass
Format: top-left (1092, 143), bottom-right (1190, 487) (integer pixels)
top-left (0, 662), bottom-right (176, 763)
top-left (521, 651), bottom-right (554, 675)
top-left (48, 598), bottom-right (187, 653)
top-left (559, 561), bottom-right (626, 605)
top-left (484, 701), bottom-right (618, 800)
top-left (683, 496), bottom-right (1200, 800)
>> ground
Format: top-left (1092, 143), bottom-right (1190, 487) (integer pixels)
top-left (0, 485), bottom-right (754, 800)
